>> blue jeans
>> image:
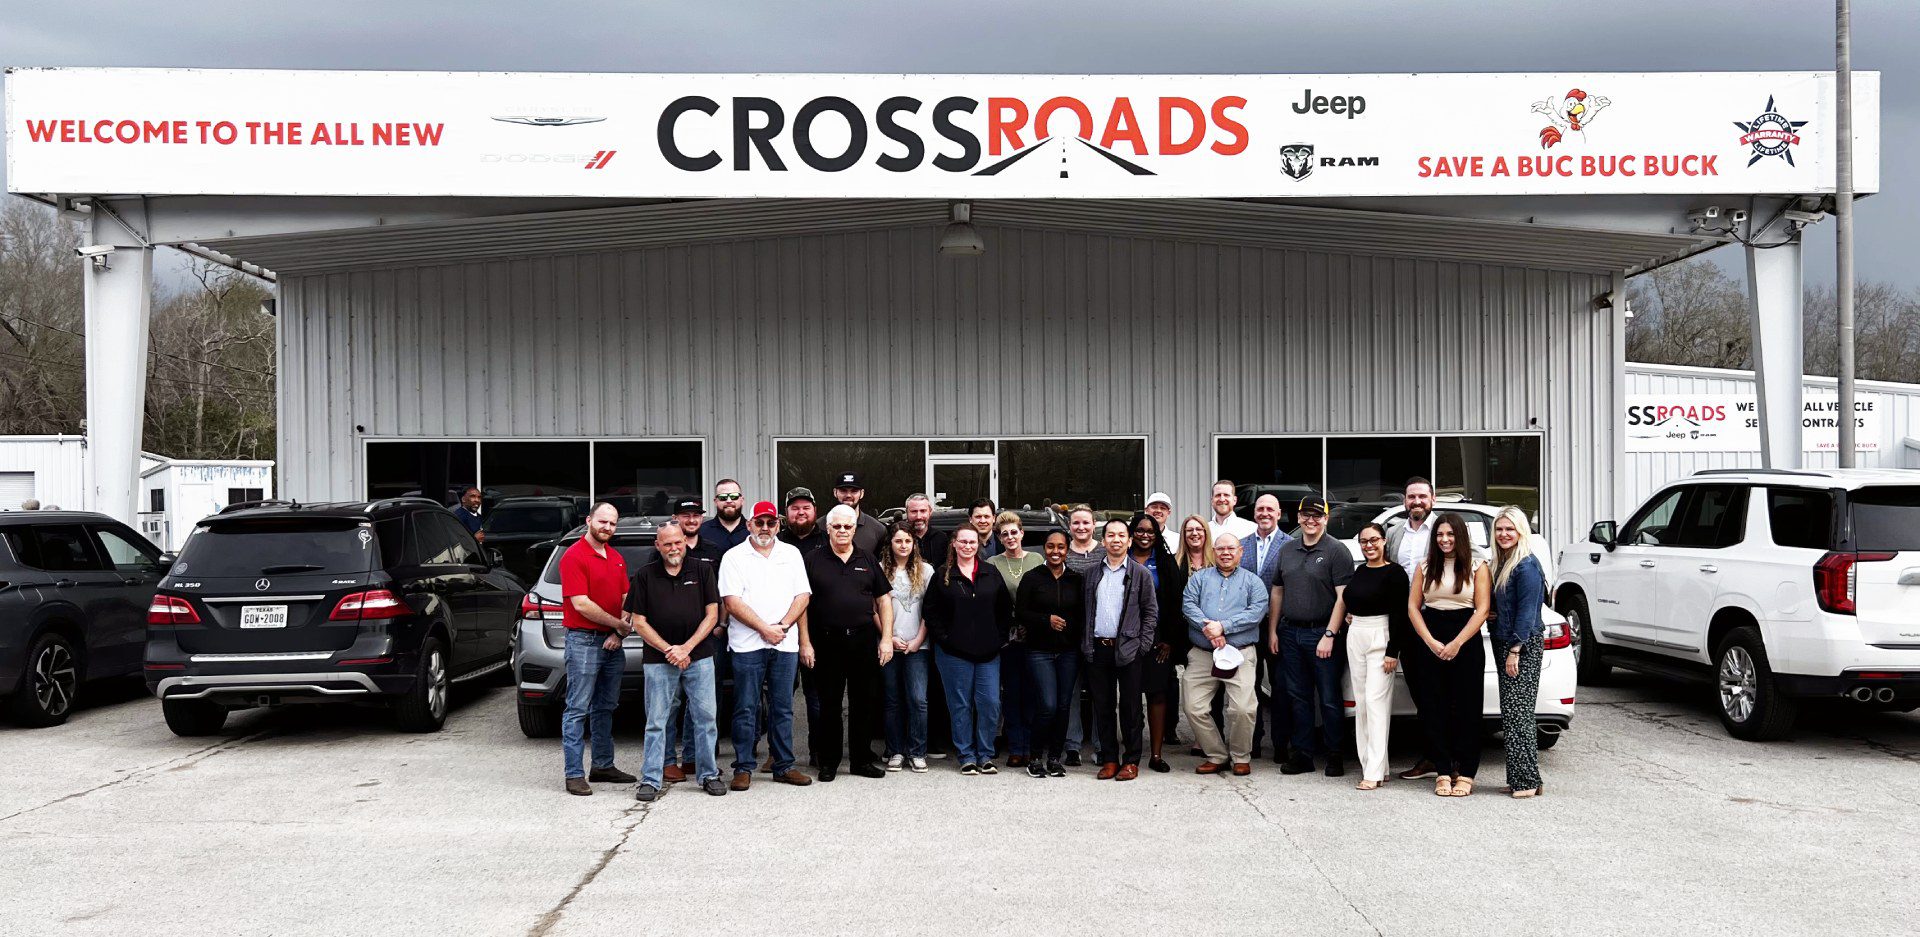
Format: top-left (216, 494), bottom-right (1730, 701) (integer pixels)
top-left (730, 648), bottom-right (798, 774)
top-left (562, 629), bottom-right (626, 779)
top-left (1000, 645), bottom-right (1031, 757)
top-left (1024, 650), bottom-right (1081, 761)
top-left (643, 657), bottom-right (719, 787)
top-left (1280, 622), bottom-right (1347, 758)
top-left (881, 649), bottom-right (930, 758)
top-left (934, 647), bottom-right (1001, 766)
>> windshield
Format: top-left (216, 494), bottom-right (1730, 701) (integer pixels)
top-left (540, 539), bottom-right (657, 585)
top-left (1851, 487), bottom-right (1920, 552)
top-left (175, 519), bottom-right (376, 577)
top-left (487, 506), bottom-right (572, 535)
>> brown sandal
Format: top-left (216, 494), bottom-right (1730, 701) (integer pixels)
top-left (1449, 776), bottom-right (1475, 797)
top-left (1434, 775), bottom-right (1454, 797)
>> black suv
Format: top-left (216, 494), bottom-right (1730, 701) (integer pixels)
top-left (482, 496), bottom-right (583, 584)
top-left (1, 511), bottom-right (168, 726)
top-left (145, 498), bottom-right (524, 736)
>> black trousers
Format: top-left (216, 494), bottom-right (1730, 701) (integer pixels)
top-left (1086, 643), bottom-right (1144, 765)
top-left (812, 626), bottom-right (882, 769)
top-left (1411, 606), bottom-right (1485, 778)
top-left (1249, 638), bottom-right (1291, 757)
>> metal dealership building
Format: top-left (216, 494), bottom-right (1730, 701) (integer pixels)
top-left (3, 69), bottom-right (1883, 541)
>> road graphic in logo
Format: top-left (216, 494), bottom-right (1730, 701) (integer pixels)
top-left (1733, 96), bottom-right (1808, 167)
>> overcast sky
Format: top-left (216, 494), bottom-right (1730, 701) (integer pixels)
top-left (3, 0), bottom-right (1912, 289)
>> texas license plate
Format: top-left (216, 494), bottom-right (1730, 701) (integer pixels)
top-left (240, 605), bottom-right (289, 629)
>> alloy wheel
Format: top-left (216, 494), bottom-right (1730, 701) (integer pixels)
top-left (33, 643), bottom-right (77, 717)
top-left (427, 650), bottom-right (448, 719)
top-left (1719, 645), bottom-right (1757, 724)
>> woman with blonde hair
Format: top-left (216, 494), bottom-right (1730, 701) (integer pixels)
top-left (1489, 506), bottom-right (1548, 798)
top-left (1173, 514), bottom-right (1218, 575)
top-left (1406, 513), bottom-right (1493, 797)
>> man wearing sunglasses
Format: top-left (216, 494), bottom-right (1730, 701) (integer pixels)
top-left (697, 479), bottom-right (751, 553)
top-left (719, 500), bottom-right (814, 790)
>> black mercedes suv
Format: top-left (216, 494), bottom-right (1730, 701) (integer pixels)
top-left (145, 498), bottom-right (524, 736)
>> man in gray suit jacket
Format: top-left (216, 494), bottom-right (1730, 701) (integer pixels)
top-left (1241, 494), bottom-right (1295, 762)
top-left (1081, 519), bottom-right (1160, 780)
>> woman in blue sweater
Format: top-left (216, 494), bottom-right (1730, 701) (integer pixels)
top-left (1489, 506), bottom-right (1547, 799)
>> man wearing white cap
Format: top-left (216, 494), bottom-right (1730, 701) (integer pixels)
top-left (1145, 492), bottom-right (1178, 553)
top-left (1179, 533), bottom-right (1269, 775)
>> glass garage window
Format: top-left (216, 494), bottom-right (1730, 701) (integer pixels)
top-left (365, 441), bottom-right (477, 505)
top-left (778, 441), bottom-right (926, 515)
top-left (1436, 435), bottom-right (1542, 524)
top-left (481, 441), bottom-right (591, 508)
top-left (1327, 436), bottom-right (1432, 507)
top-left (593, 441), bottom-right (702, 519)
top-left (999, 439), bottom-right (1144, 514)
top-left (1215, 437), bottom-right (1324, 520)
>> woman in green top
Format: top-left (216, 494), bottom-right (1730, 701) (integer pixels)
top-left (987, 512), bottom-right (1043, 767)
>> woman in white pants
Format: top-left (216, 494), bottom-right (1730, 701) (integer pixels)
top-left (1325, 522), bottom-right (1410, 789)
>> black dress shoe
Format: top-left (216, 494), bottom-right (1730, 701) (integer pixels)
top-left (1280, 755), bottom-right (1315, 775)
top-left (818, 766), bottom-right (838, 782)
top-left (1063, 751), bottom-right (1081, 767)
top-left (588, 765), bottom-right (636, 784)
top-left (1325, 758), bottom-right (1347, 778)
top-left (1148, 757), bottom-right (1171, 774)
top-left (1398, 760), bottom-right (1439, 780)
top-left (850, 762), bottom-right (886, 779)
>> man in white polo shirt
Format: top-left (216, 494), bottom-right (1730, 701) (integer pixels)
top-left (1207, 479), bottom-right (1257, 542)
top-left (719, 500), bottom-right (814, 791)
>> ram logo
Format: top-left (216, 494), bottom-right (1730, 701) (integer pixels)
top-left (1280, 143), bottom-right (1315, 181)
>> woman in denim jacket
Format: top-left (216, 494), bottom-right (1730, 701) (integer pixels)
top-left (1490, 506), bottom-right (1547, 799)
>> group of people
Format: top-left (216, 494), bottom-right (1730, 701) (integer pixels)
top-left (554, 473), bottom-right (1548, 802)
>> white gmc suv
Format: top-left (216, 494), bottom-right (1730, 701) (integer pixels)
top-left (1554, 469), bottom-right (1920, 740)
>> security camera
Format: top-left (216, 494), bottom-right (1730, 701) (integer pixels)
top-left (75, 244), bottom-right (116, 258)
top-left (1728, 209), bottom-right (1750, 225)
top-left (1783, 208), bottom-right (1828, 225)
top-left (1686, 206), bottom-right (1722, 228)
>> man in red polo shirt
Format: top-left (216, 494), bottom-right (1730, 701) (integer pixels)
top-left (560, 502), bottom-right (636, 795)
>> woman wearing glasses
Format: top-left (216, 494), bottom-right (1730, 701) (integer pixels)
top-left (1324, 522), bottom-right (1409, 790)
top-left (987, 513), bottom-right (1043, 768)
top-left (1406, 513), bottom-right (1493, 797)
top-left (923, 527), bottom-right (1014, 775)
top-left (1128, 512), bottom-right (1184, 773)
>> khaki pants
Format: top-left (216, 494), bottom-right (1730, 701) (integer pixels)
top-left (1182, 646), bottom-right (1258, 764)
top-left (1345, 615), bottom-right (1394, 782)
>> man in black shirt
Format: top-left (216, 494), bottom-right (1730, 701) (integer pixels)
top-left (778, 487), bottom-right (828, 554)
top-left (799, 504), bottom-right (895, 780)
top-left (831, 470), bottom-right (887, 556)
top-left (624, 523), bottom-right (725, 800)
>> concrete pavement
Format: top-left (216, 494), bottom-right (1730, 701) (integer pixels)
top-left (1, 674), bottom-right (1915, 936)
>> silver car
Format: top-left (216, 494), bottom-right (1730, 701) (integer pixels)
top-left (510, 517), bottom-right (663, 738)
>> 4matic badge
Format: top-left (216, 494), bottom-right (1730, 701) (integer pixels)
top-left (1733, 96), bottom-right (1807, 167)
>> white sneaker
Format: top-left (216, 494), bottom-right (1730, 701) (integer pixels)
top-left (909, 757), bottom-right (929, 773)
top-left (886, 754), bottom-right (904, 772)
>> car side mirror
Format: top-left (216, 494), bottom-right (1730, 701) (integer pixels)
top-left (1588, 521), bottom-right (1617, 551)
top-left (155, 552), bottom-right (177, 573)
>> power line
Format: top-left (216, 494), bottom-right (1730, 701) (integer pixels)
top-left (0, 350), bottom-right (276, 400)
top-left (0, 310), bottom-right (275, 378)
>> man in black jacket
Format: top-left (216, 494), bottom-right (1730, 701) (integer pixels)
top-left (1080, 519), bottom-right (1160, 781)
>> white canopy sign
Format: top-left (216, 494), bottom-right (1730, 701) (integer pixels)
top-left (3, 68), bottom-right (1881, 199)
top-left (1625, 393), bottom-right (1881, 453)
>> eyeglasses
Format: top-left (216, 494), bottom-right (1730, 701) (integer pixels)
top-left (751, 518), bottom-right (777, 527)
top-left (715, 493), bottom-right (743, 502)
top-left (1301, 515), bottom-right (1326, 523)
top-left (1357, 536), bottom-right (1384, 545)
top-left (827, 523), bottom-right (855, 531)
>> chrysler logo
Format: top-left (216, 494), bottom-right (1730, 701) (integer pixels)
top-left (491, 116), bottom-right (606, 127)
top-left (255, 578), bottom-right (271, 592)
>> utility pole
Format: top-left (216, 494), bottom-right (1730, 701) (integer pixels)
top-left (1835, 0), bottom-right (1857, 464)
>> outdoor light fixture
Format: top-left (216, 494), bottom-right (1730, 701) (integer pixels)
top-left (938, 202), bottom-right (984, 256)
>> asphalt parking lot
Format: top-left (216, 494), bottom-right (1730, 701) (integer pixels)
top-left (2, 677), bottom-right (1916, 937)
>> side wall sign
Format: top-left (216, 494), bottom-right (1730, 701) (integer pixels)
top-left (1624, 393), bottom-right (1882, 453)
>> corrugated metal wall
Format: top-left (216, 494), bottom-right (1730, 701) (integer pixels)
top-left (277, 223), bottom-right (1618, 543)
top-left (1625, 363), bottom-right (1920, 507)
top-left (0, 436), bottom-right (91, 509)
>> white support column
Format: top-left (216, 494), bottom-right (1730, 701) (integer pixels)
top-left (82, 213), bottom-right (154, 525)
top-left (1746, 237), bottom-right (1804, 470)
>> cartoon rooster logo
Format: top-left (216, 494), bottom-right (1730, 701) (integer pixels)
top-left (1533, 88), bottom-right (1610, 149)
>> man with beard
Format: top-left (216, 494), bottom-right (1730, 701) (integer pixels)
top-left (660, 496), bottom-right (722, 783)
top-left (627, 523), bottom-right (726, 801)
top-left (779, 487), bottom-right (828, 554)
top-left (902, 493), bottom-right (948, 563)
top-left (558, 503), bottom-right (636, 795)
top-left (697, 478), bottom-right (750, 553)
top-left (831, 470), bottom-right (887, 556)
top-left (719, 501), bottom-right (814, 791)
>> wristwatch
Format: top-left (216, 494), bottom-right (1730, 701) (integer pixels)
top-left (1323, 630), bottom-right (1338, 639)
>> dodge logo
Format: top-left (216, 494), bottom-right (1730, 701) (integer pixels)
top-left (255, 578), bottom-right (271, 592)
top-left (1280, 144), bottom-right (1315, 181)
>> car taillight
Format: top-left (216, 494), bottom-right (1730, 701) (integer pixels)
top-left (146, 594), bottom-right (201, 625)
top-left (1543, 619), bottom-right (1572, 650)
top-left (1814, 551), bottom-right (1897, 615)
top-left (520, 593), bottom-right (547, 620)
top-left (330, 589), bottom-right (407, 621)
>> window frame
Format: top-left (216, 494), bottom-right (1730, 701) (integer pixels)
top-left (1671, 484), bottom-right (1750, 549)
top-left (362, 436), bottom-right (707, 509)
top-left (88, 523), bottom-right (163, 573)
top-left (1619, 486), bottom-right (1693, 548)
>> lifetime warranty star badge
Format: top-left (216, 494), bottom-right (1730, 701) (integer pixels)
top-left (1733, 95), bottom-right (1808, 167)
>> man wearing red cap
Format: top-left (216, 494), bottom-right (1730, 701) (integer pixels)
top-left (718, 499), bottom-right (814, 790)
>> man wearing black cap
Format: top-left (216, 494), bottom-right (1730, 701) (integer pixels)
top-left (1268, 497), bottom-right (1356, 777)
top-left (661, 496), bottom-right (721, 783)
top-left (778, 487), bottom-right (828, 554)
top-left (832, 470), bottom-right (886, 557)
